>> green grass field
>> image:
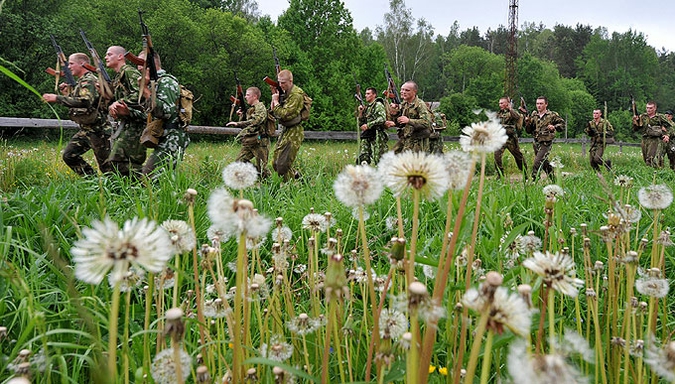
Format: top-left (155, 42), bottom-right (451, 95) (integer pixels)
top-left (1, 137), bottom-right (675, 383)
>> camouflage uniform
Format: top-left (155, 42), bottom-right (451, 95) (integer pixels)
top-left (358, 97), bottom-right (388, 164)
top-left (232, 100), bottom-right (271, 178)
top-left (632, 113), bottom-right (672, 168)
top-left (106, 64), bottom-right (147, 176)
top-left (272, 84), bottom-right (306, 179)
top-left (585, 118), bottom-right (613, 171)
top-left (428, 111), bottom-right (446, 155)
top-left (663, 122), bottom-right (675, 170)
top-left (390, 96), bottom-right (432, 154)
top-left (55, 71), bottom-right (112, 176)
top-left (524, 109), bottom-right (565, 180)
top-left (494, 107), bottom-right (526, 177)
top-left (142, 70), bottom-right (190, 177)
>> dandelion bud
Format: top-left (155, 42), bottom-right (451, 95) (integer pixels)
top-left (648, 268), bottom-right (662, 278)
top-left (585, 288), bottom-right (596, 298)
top-left (275, 217), bottom-right (283, 227)
top-left (518, 284), bottom-right (533, 308)
top-left (594, 261), bottom-right (604, 271)
top-left (273, 366), bottom-right (287, 383)
top-left (400, 332), bottom-right (412, 350)
top-left (639, 238), bottom-right (649, 253)
top-left (308, 237), bottom-right (315, 247)
top-left (18, 349), bottom-right (30, 360)
top-left (639, 301), bottom-right (648, 312)
top-left (7, 378), bottom-right (31, 384)
top-left (454, 302), bottom-right (463, 312)
top-left (183, 188), bottom-right (197, 203)
top-left (631, 297), bottom-right (638, 308)
top-left (245, 367), bottom-right (258, 382)
top-left (570, 227), bottom-right (577, 236)
top-left (611, 337), bottom-right (625, 347)
top-left (324, 253), bottom-right (349, 303)
top-left (408, 281), bottom-right (429, 310)
top-left (389, 237), bottom-right (406, 262)
top-left (196, 365), bottom-right (211, 383)
top-left (165, 308), bottom-right (185, 342)
top-left (485, 271), bottom-right (503, 287)
top-left (624, 251), bottom-right (638, 264)
top-left (0, 326), bottom-right (7, 340)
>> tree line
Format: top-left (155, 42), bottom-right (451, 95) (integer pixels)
top-left (1, 0), bottom-right (673, 141)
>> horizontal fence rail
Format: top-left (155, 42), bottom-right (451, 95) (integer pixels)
top-left (0, 117), bottom-right (640, 149)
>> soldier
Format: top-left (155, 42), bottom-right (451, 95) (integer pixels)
top-left (136, 52), bottom-right (190, 177)
top-left (494, 97), bottom-right (526, 178)
top-left (270, 69), bottom-right (306, 180)
top-left (104, 45), bottom-right (147, 177)
top-left (385, 81), bottom-right (432, 153)
top-left (632, 101), bottom-right (673, 168)
top-left (662, 110), bottom-right (675, 170)
top-left (357, 87), bottom-right (388, 164)
top-left (585, 109), bottom-right (614, 171)
top-left (226, 86), bottom-right (271, 178)
top-left (427, 102), bottom-right (447, 155)
top-left (42, 53), bottom-right (112, 176)
top-left (523, 96), bottom-right (565, 180)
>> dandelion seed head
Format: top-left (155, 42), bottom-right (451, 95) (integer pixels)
top-left (379, 308), bottom-right (408, 340)
top-left (301, 213), bottom-right (328, 233)
top-left (638, 184), bottom-right (673, 210)
top-left (443, 150), bottom-right (472, 190)
top-left (333, 164), bottom-right (384, 208)
top-left (523, 251), bottom-right (584, 298)
top-left (162, 219), bottom-right (196, 254)
top-left (222, 161), bottom-right (258, 189)
top-left (635, 276), bottom-right (670, 298)
top-left (151, 347), bottom-right (191, 384)
top-left (378, 151), bottom-right (449, 200)
top-left (614, 175), bottom-right (633, 187)
top-left (459, 117), bottom-right (508, 154)
top-left (72, 217), bottom-right (173, 285)
top-left (260, 335), bottom-right (293, 362)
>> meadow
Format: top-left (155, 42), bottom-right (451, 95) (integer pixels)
top-left (1, 134), bottom-right (675, 384)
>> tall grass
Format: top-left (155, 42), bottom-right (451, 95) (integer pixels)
top-left (1, 138), bottom-right (675, 383)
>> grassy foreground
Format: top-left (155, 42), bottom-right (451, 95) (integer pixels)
top-left (2, 137), bottom-right (675, 383)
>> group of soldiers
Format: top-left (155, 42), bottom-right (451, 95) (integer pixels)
top-left (43, 46), bottom-right (189, 179)
top-left (43, 47), bottom-right (675, 181)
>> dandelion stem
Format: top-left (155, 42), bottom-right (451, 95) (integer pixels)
top-left (548, 286), bottom-right (556, 353)
top-left (479, 330), bottom-right (494, 384)
top-left (463, 311), bottom-right (489, 384)
top-left (108, 281), bottom-right (121, 382)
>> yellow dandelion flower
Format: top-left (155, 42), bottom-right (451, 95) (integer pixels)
top-left (428, 365), bottom-right (436, 373)
top-left (439, 367), bottom-right (448, 375)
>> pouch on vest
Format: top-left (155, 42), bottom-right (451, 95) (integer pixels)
top-left (69, 107), bottom-right (99, 126)
top-left (140, 119), bottom-right (165, 148)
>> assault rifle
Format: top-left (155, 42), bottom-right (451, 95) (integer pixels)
top-left (79, 29), bottom-right (114, 100)
top-left (630, 94), bottom-right (638, 118)
top-left (519, 95), bottom-right (529, 115)
top-left (48, 34), bottom-right (76, 93)
top-left (137, 9), bottom-right (158, 107)
top-left (262, 46), bottom-right (285, 105)
top-left (384, 65), bottom-right (401, 105)
top-left (353, 73), bottom-right (364, 107)
top-left (235, 72), bottom-right (247, 120)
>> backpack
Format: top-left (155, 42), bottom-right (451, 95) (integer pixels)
top-left (177, 85), bottom-right (194, 128)
top-left (300, 92), bottom-right (312, 121)
top-left (265, 111), bottom-right (278, 137)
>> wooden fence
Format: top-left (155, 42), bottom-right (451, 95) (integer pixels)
top-left (0, 117), bottom-right (640, 153)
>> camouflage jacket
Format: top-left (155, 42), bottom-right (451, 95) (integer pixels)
top-left (390, 96), bottom-right (432, 138)
top-left (56, 71), bottom-right (106, 128)
top-left (586, 118), bottom-right (613, 142)
top-left (497, 107), bottom-right (523, 136)
top-left (632, 113), bottom-right (673, 138)
top-left (273, 84), bottom-right (304, 128)
top-left (236, 101), bottom-right (267, 137)
top-left (112, 63), bottom-right (145, 124)
top-left (358, 98), bottom-right (386, 139)
top-left (524, 109), bottom-right (565, 142)
top-left (146, 70), bottom-right (180, 126)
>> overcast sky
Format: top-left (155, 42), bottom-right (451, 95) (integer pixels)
top-left (256, 0), bottom-right (674, 53)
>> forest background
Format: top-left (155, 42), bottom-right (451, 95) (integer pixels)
top-left (1, 0), bottom-right (674, 141)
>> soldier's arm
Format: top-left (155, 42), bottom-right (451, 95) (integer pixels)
top-left (632, 115), bottom-right (643, 131)
top-left (552, 113), bottom-right (565, 132)
top-left (120, 68), bottom-right (147, 121)
top-left (150, 77), bottom-right (179, 120)
top-left (366, 102), bottom-right (387, 129)
top-left (55, 78), bottom-right (97, 108)
top-left (239, 103), bottom-right (267, 129)
top-left (407, 103), bottom-right (432, 130)
top-left (273, 89), bottom-right (303, 120)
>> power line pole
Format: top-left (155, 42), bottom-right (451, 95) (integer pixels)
top-left (505, 0), bottom-right (518, 99)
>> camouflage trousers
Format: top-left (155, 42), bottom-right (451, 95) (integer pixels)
top-left (641, 137), bottom-right (662, 168)
top-left (532, 140), bottom-right (554, 180)
top-left (659, 140), bottom-right (675, 170)
top-left (392, 134), bottom-right (429, 154)
top-left (143, 125), bottom-right (190, 177)
top-left (494, 134), bottom-right (525, 176)
top-left (273, 125), bottom-right (304, 179)
top-left (428, 135), bottom-right (444, 155)
top-left (237, 136), bottom-right (271, 178)
top-left (106, 121), bottom-right (147, 177)
top-left (589, 140), bottom-right (611, 171)
top-left (358, 129), bottom-right (389, 165)
top-left (63, 128), bottom-right (112, 176)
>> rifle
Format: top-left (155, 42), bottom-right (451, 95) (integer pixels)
top-left (262, 46), bottom-right (285, 105)
top-left (228, 95), bottom-right (241, 122)
top-left (79, 29), bottom-right (114, 100)
top-left (384, 65), bottom-right (401, 105)
top-left (235, 73), bottom-right (247, 120)
top-left (353, 73), bottom-right (364, 108)
top-left (48, 35), bottom-right (76, 93)
top-left (137, 9), bottom-right (158, 108)
top-left (519, 95), bottom-right (529, 115)
top-left (630, 94), bottom-right (638, 118)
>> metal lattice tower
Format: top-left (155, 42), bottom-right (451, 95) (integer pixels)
top-left (505, 0), bottom-right (518, 99)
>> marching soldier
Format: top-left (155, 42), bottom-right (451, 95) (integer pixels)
top-left (385, 81), bottom-right (432, 153)
top-left (270, 69), bottom-right (307, 180)
top-left (632, 101), bottom-right (673, 168)
top-left (495, 97), bottom-right (526, 178)
top-left (357, 87), bottom-right (388, 164)
top-left (523, 96), bottom-right (565, 180)
top-left (585, 109), bottom-right (613, 171)
top-left (227, 86), bottom-right (271, 178)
